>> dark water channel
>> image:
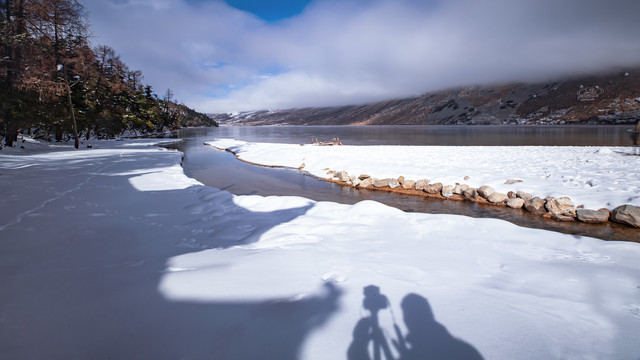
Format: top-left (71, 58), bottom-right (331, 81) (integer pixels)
top-left (170, 125), bottom-right (639, 242)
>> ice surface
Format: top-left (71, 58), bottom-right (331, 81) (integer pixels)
top-left (1, 139), bottom-right (639, 359)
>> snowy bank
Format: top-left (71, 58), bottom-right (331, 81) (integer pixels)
top-left (207, 139), bottom-right (640, 217)
top-left (1, 139), bottom-right (640, 359)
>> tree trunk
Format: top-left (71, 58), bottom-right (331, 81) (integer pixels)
top-left (63, 68), bottom-right (79, 149)
top-left (4, 116), bottom-right (18, 147)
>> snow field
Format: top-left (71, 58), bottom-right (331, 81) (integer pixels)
top-left (207, 139), bottom-right (640, 211)
top-left (0, 138), bottom-right (639, 359)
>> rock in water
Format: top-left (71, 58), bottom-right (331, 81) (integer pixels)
top-left (477, 185), bottom-right (494, 199)
top-left (545, 197), bottom-right (576, 217)
top-left (453, 184), bottom-right (469, 195)
top-left (552, 214), bottom-right (575, 222)
top-left (415, 179), bottom-right (429, 191)
top-left (359, 177), bottom-right (373, 188)
top-left (506, 198), bottom-right (525, 209)
top-left (336, 171), bottom-right (350, 182)
top-left (611, 205), bottom-right (640, 228)
top-left (487, 192), bottom-right (508, 204)
top-left (441, 185), bottom-right (454, 197)
top-left (402, 180), bottom-right (416, 190)
top-left (423, 182), bottom-right (443, 194)
top-left (524, 197), bottom-right (547, 214)
top-left (576, 209), bottom-right (610, 223)
top-left (463, 188), bottom-right (477, 199)
top-left (373, 178), bottom-right (391, 188)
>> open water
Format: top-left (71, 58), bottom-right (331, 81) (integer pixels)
top-left (170, 125), bottom-right (639, 241)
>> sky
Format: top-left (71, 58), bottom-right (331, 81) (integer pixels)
top-left (83, 0), bottom-right (640, 113)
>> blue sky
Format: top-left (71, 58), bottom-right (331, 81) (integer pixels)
top-left (224, 0), bottom-right (313, 21)
top-left (85, 0), bottom-right (640, 113)
top-left (182, 0), bottom-right (314, 21)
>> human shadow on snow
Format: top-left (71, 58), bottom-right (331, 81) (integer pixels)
top-left (348, 285), bottom-right (483, 360)
top-left (0, 149), bottom-right (341, 360)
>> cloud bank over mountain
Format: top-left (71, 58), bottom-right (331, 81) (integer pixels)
top-left (85, 0), bottom-right (640, 112)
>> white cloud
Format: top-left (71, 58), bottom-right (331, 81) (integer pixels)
top-left (85, 0), bottom-right (640, 113)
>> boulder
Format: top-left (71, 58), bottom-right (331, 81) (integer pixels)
top-left (487, 192), bottom-right (508, 204)
top-left (545, 197), bottom-right (576, 217)
top-left (506, 198), bottom-right (525, 209)
top-left (504, 179), bottom-right (523, 185)
top-left (415, 179), bottom-right (429, 191)
top-left (402, 180), bottom-right (416, 190)
top-left (359, 177), bottom-right (373, 188)
top-left (477, 185), bottom-right (494, 199)
top-left (576, 209), bottom-right (610, 223)
top-left (462, 188), bottom-right (477, 199)
top-left (453, 184), bottom-right (469, 195)
top-left (524, 197), bottom-right (547, 215)
top-left (553, 214), bottom-right (575, 222)
top-left (397, 176), bottom-right (405, 184)
top-left (507, 191), bottom-right (516, 199)
top-left (516, 191), bottom-right (532, 201)
top-left (611, 205), bottom-right (640, 228)
top-left (372, 178), bottom-right (391, 188)
top-left (350, 176), bottom-right (361, 187)
top-left (441, 185), bottom-right (455, 197)
top-left (423, 182), bottom-right (443, 194)
top-left (336, 171), bottom-right (350, 182)
top-left (358, 174), bottom-right (371, 180)
top-left (388, 178), bottom-right (401, 189)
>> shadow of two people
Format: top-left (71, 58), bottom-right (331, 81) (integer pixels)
top-left (348, 285), bottom-right (483, 360)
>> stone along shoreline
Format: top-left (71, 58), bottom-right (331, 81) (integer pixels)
top-left (208, 139), bottom-right (640, 234)
top-left (323, 169), bottom-right (640, 229)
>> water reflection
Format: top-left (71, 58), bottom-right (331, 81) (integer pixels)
top-left (186, 124), bottom-right (635, 146)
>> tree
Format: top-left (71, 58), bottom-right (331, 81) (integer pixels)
top-left (24, 0), bottom-right (88, 148)
top-left (0, 0), bottom-right (30, 146)
top-left (0, 0), bottom-right (214, 146)
top-left (160, 88), bottom-right (181, 130)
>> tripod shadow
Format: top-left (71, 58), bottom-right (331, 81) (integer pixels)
top-left (347, 285), bottom-right (394, 360)
top-left (348, 287), bottom-right (483, 360)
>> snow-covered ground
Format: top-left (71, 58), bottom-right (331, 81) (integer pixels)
top-left (1, 138), bottom-right (640, 359)
top-left (207, 139), bottom-right (640, 211)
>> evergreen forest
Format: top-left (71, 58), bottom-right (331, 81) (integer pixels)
top-left (0, 0), bottom-right (216, 148)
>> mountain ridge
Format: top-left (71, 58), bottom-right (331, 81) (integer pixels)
top-left (210, 68), bottom-right (640, 126)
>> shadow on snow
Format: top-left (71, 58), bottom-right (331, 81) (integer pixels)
top-left (348, 285), bottom-right (483, 360)
top-left (0, 149), bottom-right (339, 359)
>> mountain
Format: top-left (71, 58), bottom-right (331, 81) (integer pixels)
top-left (210, 69), bottom-right (640, 126)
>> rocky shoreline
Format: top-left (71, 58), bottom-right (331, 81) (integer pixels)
top-left (216, 145), bottom-right (640, 232)
top-left (322, 169), bottom-right (640, 229)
